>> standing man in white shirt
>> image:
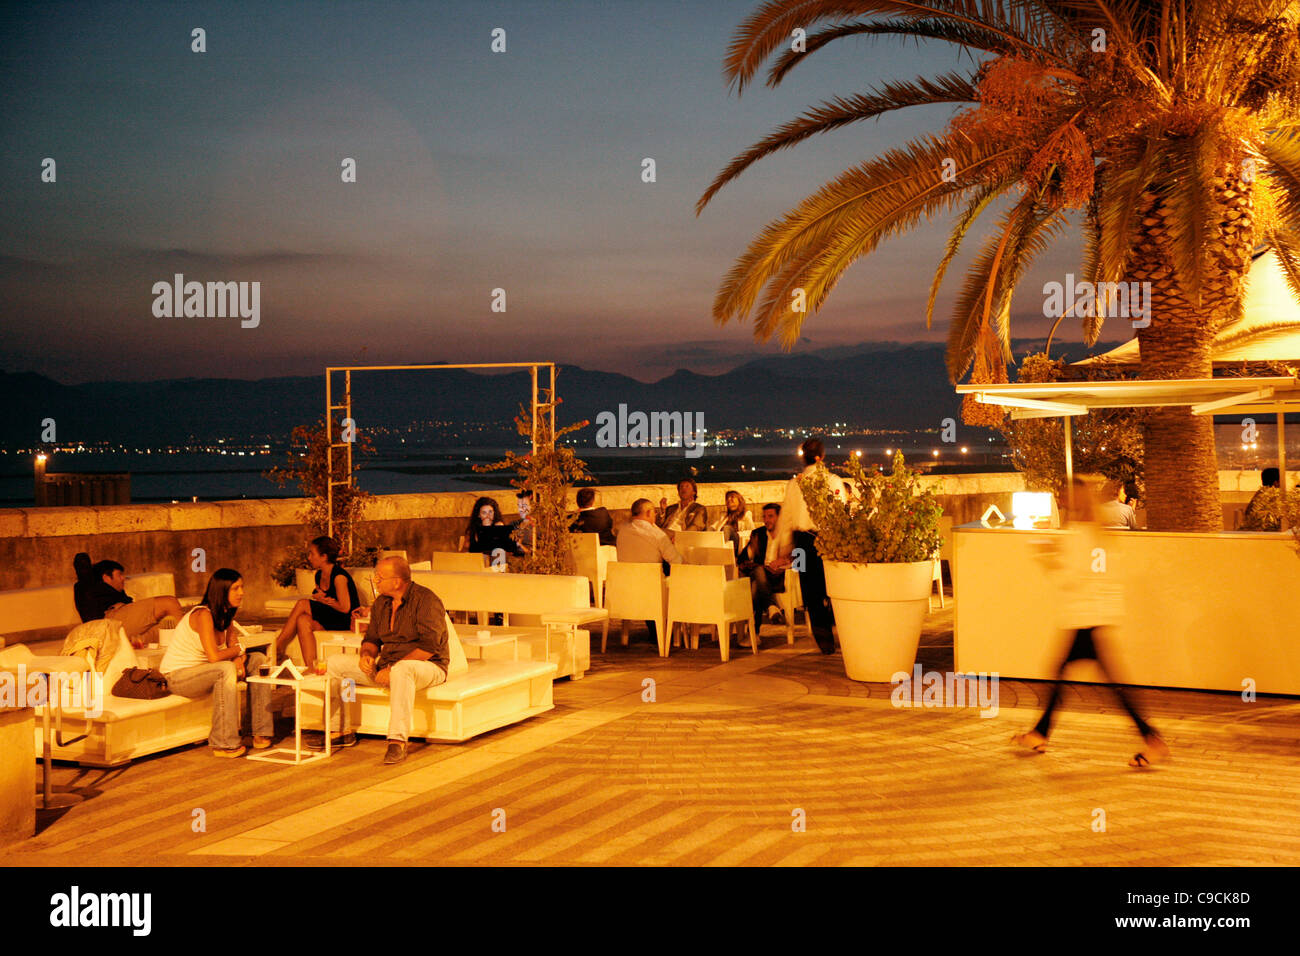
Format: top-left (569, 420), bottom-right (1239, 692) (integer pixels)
top-left (773, 438), bottom-right (846, 655)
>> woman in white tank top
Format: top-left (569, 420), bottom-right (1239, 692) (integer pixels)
top-left (161, 569), bottom-right (273, 758)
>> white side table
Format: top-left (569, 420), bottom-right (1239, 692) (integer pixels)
top-left (540, 607), bottom-right (609, 678)
top-left (245, 672), bottom-right (332, 765)
top-left (459, 632), bottom-right (518, 661)
top-left (1, 657), bottom-right (91, 808)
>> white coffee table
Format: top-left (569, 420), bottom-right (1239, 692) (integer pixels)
top-left (245, 672), bottom-right (332, 765)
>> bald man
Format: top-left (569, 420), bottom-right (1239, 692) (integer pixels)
top-left (309, 556), bottom-right (451, 764)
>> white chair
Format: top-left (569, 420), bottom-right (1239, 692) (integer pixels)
top-left (569, 533), bottom-right (617, 608)
top-left (379, 549), bottom-right (408, 561)
top-left (673, 530), bottom-right (726, 553)
top-left (665, 564), bottom-right (756, 663)
top-left (774, 570), bottom-right (809, 645)
top-left (687, 546), bottom-right (738, 580)
top-left (604, 562), bottom-right (668, 656)
top-left (431, 552), bottom-right (489, 572)
top-left (929, 554), bottom-right (945, 611)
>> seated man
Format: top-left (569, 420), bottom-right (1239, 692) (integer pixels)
top-left (738, 503), bottom-right (787, 625)
top-left (656, 478), bottom-right (708, 535)
top-left (569, 487), bottom-right (616, 545)
top-left (79, 558), bottom-right (183, 649)
top-left (313, 555), bottom-right (449, 765)
top-left (1242, 467), bottom-right (1282, 531)
top-left (616, 498), bottom-right (682, 645)
top-left (1097, 479), bottom-right (1138, 529)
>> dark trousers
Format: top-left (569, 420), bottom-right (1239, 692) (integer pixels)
top-left (745, 565), bottom-right (785, 624)
top-left (1033, 627), bottom-right (1155, 739)
top-left (794, 530), bottom-right (836, 654)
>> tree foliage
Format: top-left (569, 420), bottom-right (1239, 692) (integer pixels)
top-left (474, 386), bottom-right (592, 575)
top-left (263, 418), bottom-right (377, 586)
top-left (1000, 352), bottom-right (1146, 500)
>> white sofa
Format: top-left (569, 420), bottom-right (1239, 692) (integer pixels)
top-left (301, 618), bottom-right (556, 742)
top-left (0, 613), bottom-right (555, 766)
top-left (0, 572), bottom-right (194, 647)
top-left (411, 570), bottom-right (597, 680)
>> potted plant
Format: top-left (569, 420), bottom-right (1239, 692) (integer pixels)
top-left (798, 451), bottom-right (943, 682)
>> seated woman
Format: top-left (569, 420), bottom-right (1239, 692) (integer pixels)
top-left (159, 568), bottom-right (272, 758)
top-left (459, 496), bottom-right (526, 561)
top-left (711, 490), bottom-right (756, 552)
top-left (273, 535), bottom-right (360, 666)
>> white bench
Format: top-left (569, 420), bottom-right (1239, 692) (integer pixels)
top-left (0, 636), bottom-right (214, 767)
top-left (1, 613), bottom-right (556, 765)
top-left (299, 617), bottom-right (556, 742)
top-left (0, 572), bottom-right (195, 647)
top-left (411, 570), bottom-right (598, 680)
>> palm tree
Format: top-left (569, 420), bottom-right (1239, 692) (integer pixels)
top-left (698, 1), bottom-right (1300, 531)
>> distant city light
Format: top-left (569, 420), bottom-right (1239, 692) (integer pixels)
top-left (960, 446), bottom-right (968, 454)
top-left (932, 449), bottom-right (939, 457)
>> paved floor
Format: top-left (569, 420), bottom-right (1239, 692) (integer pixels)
top-left (7, 609), bottom-right (1300, 866)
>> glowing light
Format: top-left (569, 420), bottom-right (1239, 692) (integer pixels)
top-left (960, 446), bottom-right (968, 454)
top-left (932, 449), bottom-right (939, 457)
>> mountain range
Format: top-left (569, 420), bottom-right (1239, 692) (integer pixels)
top-left (0, 340), bottom-right (1125, 445)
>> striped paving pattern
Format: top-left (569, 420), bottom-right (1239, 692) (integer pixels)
top-left (7, 615), bottom-right (1300, 866)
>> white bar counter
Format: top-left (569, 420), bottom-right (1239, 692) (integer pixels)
top-left (953, 523), bottom-right (1300, 695)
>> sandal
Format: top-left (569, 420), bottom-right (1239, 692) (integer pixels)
top-left (1011, 731), bottom-right (1048, 753)
top-left (1129, 732), bottom-right (1169, 768)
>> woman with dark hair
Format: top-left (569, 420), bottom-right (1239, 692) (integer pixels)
top-left (459, 496), bottom-right (525, 559)
top-left (272, 535), bottom-right (359, 666)
top-left (160, 569), bottom-right (272, 758)
top-left (710, 490), bottom-right (756, 551)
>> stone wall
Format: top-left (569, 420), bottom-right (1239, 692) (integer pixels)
top-left (0, 476), bottom-right (1028, 614)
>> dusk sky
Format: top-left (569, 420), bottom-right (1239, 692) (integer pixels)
top-left (1, 0), bottom-right (1084, 384)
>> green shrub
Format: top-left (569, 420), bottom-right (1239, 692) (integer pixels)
top-left (799, 452), bottom-right (943, 564)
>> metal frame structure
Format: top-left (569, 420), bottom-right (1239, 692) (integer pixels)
top-left (324, 362), bottom-right (557, 549)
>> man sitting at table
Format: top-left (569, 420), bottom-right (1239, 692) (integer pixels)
top-left (617, 498), bottom-right (682, 647)
top-left (310, 555), bottom-right (450, 765)
top-left (78, 558), bottom-right (184, 649)
top-left (739, 503), bottom-right (787, 626)
top-left (569, 487), bottom-right (616, 545)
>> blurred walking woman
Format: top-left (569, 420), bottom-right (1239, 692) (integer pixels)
top-left (273, 536), bottom-right (359, 667)
top-left (160, 569), bottom-right (272, 757)
top-left (1011, 479), bottom-right (1170, 768)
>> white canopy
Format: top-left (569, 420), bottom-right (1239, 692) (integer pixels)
top-left (1076, 249), bottom-right (1300, 366)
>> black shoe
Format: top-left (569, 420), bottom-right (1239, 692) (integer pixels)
top-left (383, 741), bottom-right (407, 765)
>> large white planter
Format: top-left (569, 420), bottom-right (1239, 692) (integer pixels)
top-left (823, 560), bottom-right (933, 683)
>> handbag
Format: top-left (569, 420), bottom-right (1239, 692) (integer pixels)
top-left (112, 667), bottom-right (171, 700)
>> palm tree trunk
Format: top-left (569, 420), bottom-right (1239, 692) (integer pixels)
top-left (1129, 172), bottom-right (1255, 532)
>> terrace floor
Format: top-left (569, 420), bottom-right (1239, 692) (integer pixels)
top-left (7, 606), bottom-right (1300, 866)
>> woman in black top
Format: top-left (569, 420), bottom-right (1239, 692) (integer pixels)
top-left (459, 497), bottom-right (526, 561)
top-left (273, 536), bottom-right (360, 666)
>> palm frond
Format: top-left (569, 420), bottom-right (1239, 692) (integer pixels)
top-left (713, 130), bottom-right (1026, 336)
top-left (697, 72), bottom-right (978, 213)
top-left (723, 0), bottom-right (1073, 94)
top-left (945, 191), bottom-right (1067, 382)
top-left (1260, 127), bottom-right (1300, 229)
top-left (1267, 227), bottom-right (1300, 305)
top-left (926, 178), bottom-right (1016, 329)
top-left (1212, 321), bottom-right (1300, 352)
top-left (766, 18), bottom-right (1029, 87)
